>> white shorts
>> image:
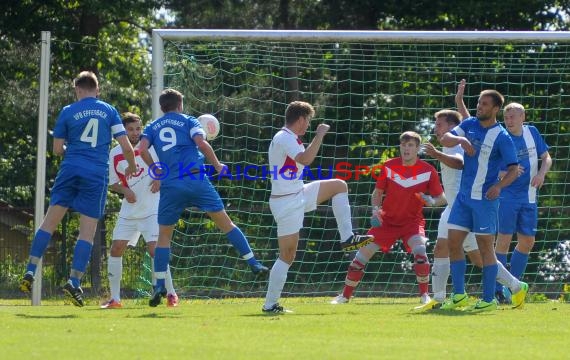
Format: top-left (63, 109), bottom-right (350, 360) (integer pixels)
top-left (437, 206), bottom-right (478, 253)
top-left (269, 181), bottom-right (321, 237)
top-left (112, 215), bottom-right (159, 247)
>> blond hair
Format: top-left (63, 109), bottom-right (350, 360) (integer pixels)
top-left (504, 102), bottom-right (525, 113)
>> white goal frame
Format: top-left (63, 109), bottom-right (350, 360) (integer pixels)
top-left (146, 29), bottom-right (570, 299)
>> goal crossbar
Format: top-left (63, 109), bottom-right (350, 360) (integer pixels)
top-left (151, 29), bottom-right (570, 119)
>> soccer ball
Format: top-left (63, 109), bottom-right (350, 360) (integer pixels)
top-left (198, 114), bottom-right (220, 141)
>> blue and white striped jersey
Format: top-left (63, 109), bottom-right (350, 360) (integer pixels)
top-left (451, 117), bottom-right (518, 200)
top-left (501, 125), bottom-right (549, 203)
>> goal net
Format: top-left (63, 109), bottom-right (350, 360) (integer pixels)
top-left (150, 30), bottom-right (570, 300)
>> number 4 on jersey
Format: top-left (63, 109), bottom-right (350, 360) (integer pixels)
top-left (80, 118), bottom-right (99, 147)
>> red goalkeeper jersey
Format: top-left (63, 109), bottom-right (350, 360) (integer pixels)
top-left (376, 157), bottom-right (443, 226)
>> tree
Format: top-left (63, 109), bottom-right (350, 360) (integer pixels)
top-left (163, 0), bottom-right (570, 31)
top-left (0, 0), bottom-right (167, 206)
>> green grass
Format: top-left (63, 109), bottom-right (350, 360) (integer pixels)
top-left (1, 297), bottom-right (568, 359)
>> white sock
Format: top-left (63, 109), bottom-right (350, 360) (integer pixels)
top-left (264, 258), bottom-right (290, 309)
top-left (496, 261), bottom-right (521, 293)
top-left (431, 257), bottom-right (450, 302)
top-left (108, 256), bottom-right (122, 302)
top-left (165, 265), bottom-right (176, 295)
top-left (332, 192), bottom-right (353, 242)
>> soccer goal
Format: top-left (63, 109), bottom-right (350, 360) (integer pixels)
top-left (151, 29), bottom-right (570, 300)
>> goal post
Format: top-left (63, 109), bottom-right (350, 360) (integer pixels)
top-left (150, 29), bottom-right (570, 300)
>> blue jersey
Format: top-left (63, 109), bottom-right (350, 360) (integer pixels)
top-left (500, 125), bottom-right (549, 203)
top-left (53, 97), bottom-right (126, 171)
top-left (451, 117), bottom-right (518, 200)
top-left (142, 112), bottom-right (206, 184)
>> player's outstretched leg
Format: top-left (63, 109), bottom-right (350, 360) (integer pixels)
top-left (225, 226), bottom-right (269, 274)
top-left (20, 229), bottom-right (53, 293)
top-left (208, 210), bottom-right (269, 275)
top-left (340, 234), bottom-right (375, 252)
top-left (327, 188), bottom-right (374, 252)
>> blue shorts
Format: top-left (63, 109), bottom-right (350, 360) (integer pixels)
top-left (498, 200), bottom-right (537, 236)
top-left (448, 192), bottom-right (498, 235)
top-left (50, 164), bottom-right (108, 219)
top-left (158, 177), bottom-right (224, 225)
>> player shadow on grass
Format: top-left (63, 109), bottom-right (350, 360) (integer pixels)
top-left (411, 309), bottom-right (499, 316)
top-left (243, 311), bottom-right (339, 317)
top-left (136, 312), bottom-right (184, 318)
top-left (16, 313), bottom-right (78, 319)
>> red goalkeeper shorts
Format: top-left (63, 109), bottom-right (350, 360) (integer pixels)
top-left (367, 221), bottom-right (425, 253)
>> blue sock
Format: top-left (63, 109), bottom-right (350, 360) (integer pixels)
top-left (70, 240), bottom-right (93, 288)
top-left (482, 263), bottom-right (499, 303)
top-left (226, 227), bottom-right (257, 266)
top-left (154, 247), bottom-right (170, 288)
top-left (26, 229), bottom-right (52, 274)
top-left (510, 249), bottom-right (529, 280)
top-left (450, 259), bottom-right (466, 295)
top-left (495, 252), bottom-right (508, 292)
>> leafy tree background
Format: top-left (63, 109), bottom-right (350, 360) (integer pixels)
top-left (2, 0), bottom-right (568, 206)
top-left (0, 0), bottom-right (568, 294)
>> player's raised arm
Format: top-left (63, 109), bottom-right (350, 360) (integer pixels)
top-left (455, 79), bottom-right (470, 119)
top-left (295, 123), bottom-right (330, 166)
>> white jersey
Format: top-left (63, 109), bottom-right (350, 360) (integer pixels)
top-left (268, 127), bottom-right (305, 196)
top-left (440, 145), bottom-right (464, 207)
top-left (109, 143), bottom-right (159, 219)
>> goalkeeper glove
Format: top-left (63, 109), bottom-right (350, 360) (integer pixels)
top-left (416, 192), bottom-right (436, 207)
top-left (370, 206), bottom-right (382, 227)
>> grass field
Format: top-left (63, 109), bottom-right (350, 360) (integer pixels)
top-left (1, 297), bottom-right (568, 359)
